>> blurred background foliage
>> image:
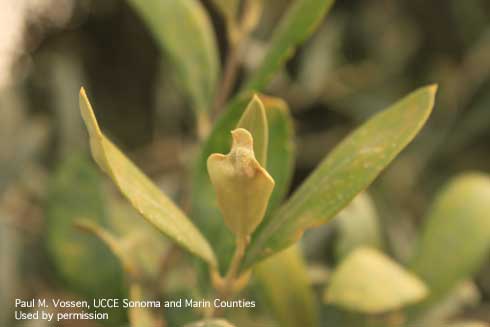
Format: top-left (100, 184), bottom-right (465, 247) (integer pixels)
top-left (1, 0), bottom-right (490, 326)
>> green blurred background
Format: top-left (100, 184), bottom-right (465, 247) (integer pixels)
top-left (1, 0), bottom-right (490, 325)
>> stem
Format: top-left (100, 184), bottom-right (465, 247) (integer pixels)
top-left (208, 238), bottom-right (248, 317)
top-left (211, 0), bottom-right (259, 118)
top-left (211, 34), bottom-right (242, 119)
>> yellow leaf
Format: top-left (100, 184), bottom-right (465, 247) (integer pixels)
top-left (207, 128), bottom-right (274, 241)
top-left (325, 247), bottom-right (428, 314)
top-left (79, 88), bottom-right (217, 267)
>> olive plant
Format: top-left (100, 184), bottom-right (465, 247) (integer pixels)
top-left (45, 0), bottom-right (490, 326)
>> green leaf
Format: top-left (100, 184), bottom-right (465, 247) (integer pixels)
top-left (242, 85), bottom-right (437, 269)
top-left (244, 0), bottom-right (335, 92)
top-left (45, 154), bottom-right (123, 297)
top-left (80, 88), bottom-right (217, 267)
top-left (334, 192), bottom-right (382, 260)
top-left (324, 247), bottom-right (428, 314)
top-left (185, 319), bottom-right (235, 327)
top-left (128, 0), bottom-right (219, 113)
top-left (261, 95), bottom-right (295, 217)
top-left (255, 245), bottom-right (318, 327)
top-left (236, 95), bottom-right (269, 166)
top-left (410, 173), bottom-right (490, 304)
top-left (191, 94), bottom-right (294, 270)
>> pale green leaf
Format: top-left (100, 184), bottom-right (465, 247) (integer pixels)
top-left (324, 247), bottom-right (428, 314)
top-left (255, 245), bottom-right (318, 327)
top-left (244, 0), bottom-right (335, 92)
top-left (128, 0), bottom-right (219, 113)
top-left (410, 173), bottom-right (490, 304)
top-left (80, 88), bottom-right (217, 267)
top-left (334, 192), bottom-right (382, 260)
top-left (191, 94), bottom-right (294, 270)
top-left (237, 95), bottom-right (269, 166)
top-left (242, 85), bottom-right (437, 269)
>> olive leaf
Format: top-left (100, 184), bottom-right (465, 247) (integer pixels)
top-left (207, 128), bottom-right (274, 241)
top-left (255, 245), bottom-right (318, 327)
top-left (244, 0), bottom-right (335, 92)
top-left (192, 94), bottom-right (294, 269)
top-left (128, 0), bottom-right (219, 114)
top-left (410, 173), bottom-right (490, 304)
top-left (324, 247), bottom-right (428, 314)
top-left (236, 95), bottom-right (268, 166)
top-left (242, 85), bottom-right (437, 269)
top-left (79, 88), bottom-right (217, 267)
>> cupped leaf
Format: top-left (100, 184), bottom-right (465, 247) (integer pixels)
top-left (207, 128), bottom-right (274, 240)
top-left (255, 245), bottom-right (318, 327)
top-left (128, 0), bottom-right (219, 113)
top-left (236, 95), bottom-right (269, 166)
top-left (334, 192), bottom-right (382, 260)
top-left (410, 173), bottom-right (490, 304)
top-left (242, 85), bottom-right (437, 269)
top-left (192, 94), bottom-right (294, 270)
top-left (324, 247), bottom-right (428, 314)
top-left (45, 154), bottom-right (123, 297)
top-left (80, 88), bottom-right (217, 267)
top-left (244, 0), bottom-right (335, 92)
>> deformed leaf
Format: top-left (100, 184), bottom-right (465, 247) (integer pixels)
top-left (324, 247), bottom-right (428, 314)
top-left (244, 0), bottom-right (335, 92)
top-left (207, 128), bottom-right (275, 240)
top-left (237, 95), bottom-right (269, 166)
top-left (410, 173), bottom-right (490, 304)
top-left (242, 85), bottom-right (437, 269)
top-left (255, 245), bottom-right (318, 327)
top-left (79, 88), bottom-right (217, 267)
top-left (128, 0), bottom-right (219, 113)
top-left (191, 94), bottom-right (294, 270)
